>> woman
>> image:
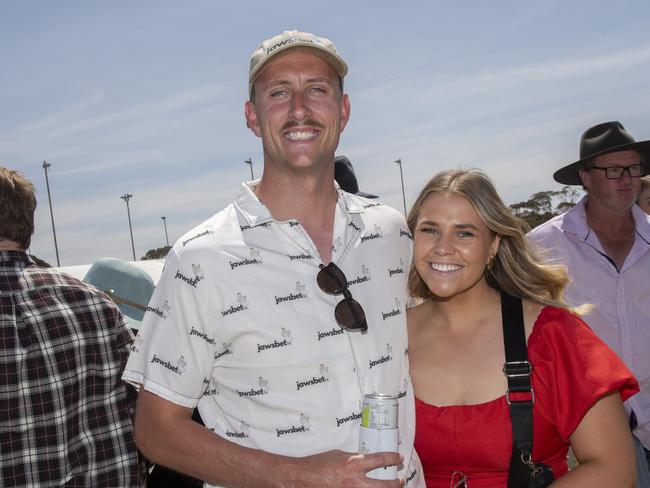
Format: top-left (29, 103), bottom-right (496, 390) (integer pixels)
top-left (407, 169), bottom-right (638, 487)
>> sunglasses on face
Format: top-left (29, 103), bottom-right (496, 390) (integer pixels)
top-left (317, 262), bottom-right (368, 332)
top-left (587, 163), bottom-right (646, 179)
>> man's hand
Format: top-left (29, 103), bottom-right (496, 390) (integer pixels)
top-left (277, 449), bottom-right (404, 488)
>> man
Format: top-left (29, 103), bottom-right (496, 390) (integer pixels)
top-left (335, 155), bottom-right (378, 198)
top-left (0, 167), bottom-right (145, 486)
top-left (122, 30), bottom-right (424, 487)
top-left (529, 121), bottom-right (650, 486)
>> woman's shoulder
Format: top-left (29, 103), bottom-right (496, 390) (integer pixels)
top-left (527, 304), bottom-right (596, 354)
top-left (407, 300), bottom-right (431, 334)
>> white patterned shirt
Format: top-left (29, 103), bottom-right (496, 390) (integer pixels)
top-left (123, 182), bottom-right (425, 488)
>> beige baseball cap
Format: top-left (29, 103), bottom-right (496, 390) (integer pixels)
top-left (248, 30), bottom-right (348, 97)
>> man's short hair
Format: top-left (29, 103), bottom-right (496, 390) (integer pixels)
top-left (0, 167), bottom-right (37, 249)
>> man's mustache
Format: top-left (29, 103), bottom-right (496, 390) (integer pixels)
top-left (281, 119), bottom-right (325, 132)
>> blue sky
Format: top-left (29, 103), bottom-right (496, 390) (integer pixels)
top-left (2, 1), bottom-right (649, 266)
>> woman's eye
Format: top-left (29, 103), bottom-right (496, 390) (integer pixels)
top-left (457, 231), bottom-right (474, 238)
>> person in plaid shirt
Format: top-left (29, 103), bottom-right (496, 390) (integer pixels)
top-left (0, 167), bottom-right (145, 487)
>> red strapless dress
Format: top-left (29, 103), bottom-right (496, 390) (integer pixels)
top-left (414, 307), bottom-right (638, 487)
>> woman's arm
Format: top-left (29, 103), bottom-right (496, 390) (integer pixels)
top-left (551, 392), bottom-right (636, 487)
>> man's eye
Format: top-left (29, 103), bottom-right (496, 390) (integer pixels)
top-left (270, 90), bottom-right (286, 97)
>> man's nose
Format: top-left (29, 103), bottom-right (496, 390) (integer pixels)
top-left (289, 92), bottom-right (311, 121)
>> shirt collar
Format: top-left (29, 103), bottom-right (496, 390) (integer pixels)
top-left (560, 195), bottom-right (650, 244)
top-left (233, 180), bottom-right (369, 228)
top-left (0, 250), bottom-right (31, 267)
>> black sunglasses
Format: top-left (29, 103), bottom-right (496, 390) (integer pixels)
top-left (317, 262), bottom-right (368, 332)
top-left (587, 163), bottom-right (646, 179)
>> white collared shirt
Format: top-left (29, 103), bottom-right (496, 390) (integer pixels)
top-left (123, 182), bottom-right (424, 487)
top-left (529, 197), bottom-right (650, 449)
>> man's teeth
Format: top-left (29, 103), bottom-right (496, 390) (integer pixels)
top-left (430, 263), bottom-right (462, 272)
top-left (285, 130), bottom-right (316, 141)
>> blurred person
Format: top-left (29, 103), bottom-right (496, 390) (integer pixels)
top-left (334, 155), bottom-right (378, 198)
top-left (529, 121), bottom-right (650, 486)
top-left (84, 257), bottom-right (203, 487)
top-left (0, 167), bottom-right (145, 486)
top-left (408, 169), bottom-right (638, 487)
top-left (122, 31), bottom-right (424, 488)
top-left (83, 257), bottom-right (154, 332)
top-left (637, 176), bottom-right (650, 214)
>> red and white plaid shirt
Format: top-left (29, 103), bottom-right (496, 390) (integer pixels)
top-left (0, 250), bottom-right (145, 487)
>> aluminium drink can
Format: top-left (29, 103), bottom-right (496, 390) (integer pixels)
top-left (358, 393), bottom-right (399, 480)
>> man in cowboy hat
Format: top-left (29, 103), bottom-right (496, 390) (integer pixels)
top-left (0, 167), bottom-right (146, 486)
top-left (529, 121), bottom-right (650, 486)
top-left (123, 30), bottom-right (424, 488)
top-left (334, 155), bottom-right (378, 198)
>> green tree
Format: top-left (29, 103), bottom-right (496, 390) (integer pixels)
top-left (141, 246), bottom-right (171, 260)
top-left (510, 186), bottom-right (583, 229)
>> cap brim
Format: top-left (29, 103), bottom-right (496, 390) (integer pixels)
top-left (117, 302), bottom-right (146, 331)
top-left (554, 140), bottom-right (650, 185)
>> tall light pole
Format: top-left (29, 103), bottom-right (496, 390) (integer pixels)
top-left (120, 193), bottom-right (136, 261)
top-left (42, 161), bottom-right (60, 266)
top-left (161, 216), bottom-right (169, 247)
top-left (244, 158), bottom-right (254, 180)
top-left (394, 158), bottom-right (407, 216)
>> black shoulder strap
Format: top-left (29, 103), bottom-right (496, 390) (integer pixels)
top-left (501, 291), bottom-right (534, 488)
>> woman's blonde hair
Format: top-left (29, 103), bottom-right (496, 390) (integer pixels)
top-left (407, 169), bottom-right (569, 308)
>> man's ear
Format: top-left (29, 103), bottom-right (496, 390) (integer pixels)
top-left (339, 94), bottom-right (351, 133)
top-left (245, 100), bottom-right (261, 138)
top-left (578, 167), bottom-right (591, 191)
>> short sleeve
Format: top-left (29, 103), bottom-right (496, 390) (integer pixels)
top-left (122, 246), bottom-right (220, 408)
top-left (529, 307), bottom-right (639, 442)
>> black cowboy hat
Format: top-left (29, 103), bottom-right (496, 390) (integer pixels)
top-left (334, 155), bottom-right (378, 198)
top-left (554, 121), bottom-right (650, 185)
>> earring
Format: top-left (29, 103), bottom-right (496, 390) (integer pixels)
top-left (487, 254), bottom-right (495, 270)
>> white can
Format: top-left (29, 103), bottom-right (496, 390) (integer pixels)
top-left (358, 393), bottom-right (399, 480)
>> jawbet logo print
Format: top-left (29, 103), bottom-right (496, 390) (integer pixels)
top-left (336, 410), bottom-right (362, 427)
top-left (215, 342), bottom-right (233, 360)
top-left (229, 247), bottom-right (263, 270)
top-left (174, 263), bottom-right (205, 288)
top-left (317, 326), bottom-right (345, 341)
top-left (150, 354), bottom-right (188, 375)
top-left (226, 421), bottom-right (251, 439)
top-left (147, 299), bottom-right (171, 319)
top-left (388, 258), bottom-right (405, 278)
top-left (369, 343), bottom-right (393, 370)
top-left (360, 224), bottom-right (384, 243)
top-left (182, 227), bottom-right (214, 246)
top-left (221, 292), bottom-right (249, 316)
top-left (236, 376), bottom-right (270, 398)
top-left (257, 327), bottom-right (293, 353)
top-left (296, 363), bottom-right (330, 390)
top-left (276, 413), bottom-right (311, 437)
top-left (381, 297), bottom-right (402, 321)
top-left (347, 264), bottom-right (371, 286)
top-left (189, 325), bottom-right (216, 344)
top-left (274, 282), bottom-right (307, 305)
